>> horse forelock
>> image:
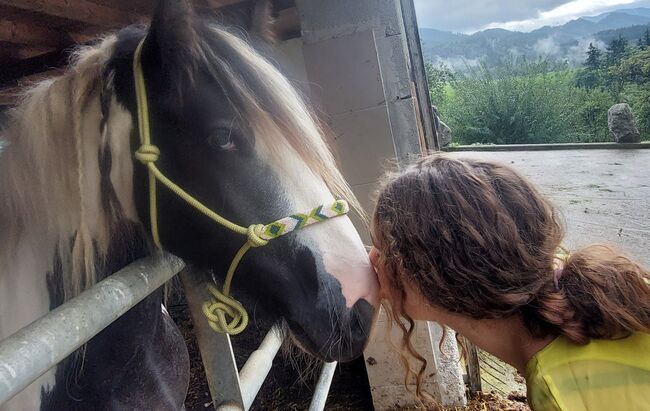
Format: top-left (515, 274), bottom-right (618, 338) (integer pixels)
top-left (0, 34), bottom-right (135, 302)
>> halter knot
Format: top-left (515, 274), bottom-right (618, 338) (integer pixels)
top-left (247, 224), bottom-right (269, 248)
top-left (203, 284), bottom-right (249, 335)
top-left (135, 144), bottom-right (160, 164)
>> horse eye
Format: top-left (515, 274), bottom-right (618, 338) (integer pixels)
top-left (207, 128), bottom-right (236, 151)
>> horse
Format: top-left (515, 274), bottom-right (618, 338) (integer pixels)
top-left (0, 1), bottom-right (379, 409)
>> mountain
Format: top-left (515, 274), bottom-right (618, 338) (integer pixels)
top-left (420, 7), bottom-right (650, 70)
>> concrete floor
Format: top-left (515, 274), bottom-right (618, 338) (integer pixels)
top-left (449, 149), bottom-right (650, 396)
top-left (448, 149), bottom-right (650, 266)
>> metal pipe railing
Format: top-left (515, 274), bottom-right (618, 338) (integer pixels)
top-left (0, 253), bottom-right (338, 410)
top-left (309, 361), bottom-right (337, 411)
top-left (238, 326), bottom-right (283, 410)
top-left (0, 253), bottom-right (184, 406)
top-left (215, 326), bottom-right (284, 411)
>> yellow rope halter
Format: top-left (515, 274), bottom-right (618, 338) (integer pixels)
top-left (132, 39), bottom-right (350, 335)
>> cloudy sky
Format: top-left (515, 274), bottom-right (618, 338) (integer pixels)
top-left (414, 0), bottom-right (650, 33)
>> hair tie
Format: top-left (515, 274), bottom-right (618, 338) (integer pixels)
top-left (553, 246), bottom-right (571, 290)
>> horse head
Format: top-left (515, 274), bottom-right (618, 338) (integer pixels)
top-left (109, 0), bottom-right (378, 362)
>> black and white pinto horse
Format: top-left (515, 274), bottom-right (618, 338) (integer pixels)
top-left (0, 1), bottom-right (378, 409)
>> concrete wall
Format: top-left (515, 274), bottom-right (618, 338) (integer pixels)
top-left (273, 1), bottom-right (465, 408)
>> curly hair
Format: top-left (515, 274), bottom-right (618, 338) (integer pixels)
top-left (372, 154), bottom-right (650, 401)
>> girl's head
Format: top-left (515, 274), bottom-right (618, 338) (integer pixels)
top-left (370, 155), bottom-right (650, 393)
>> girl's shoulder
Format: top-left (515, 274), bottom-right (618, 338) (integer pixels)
top-left (526, 333), bottom-right (650, 411)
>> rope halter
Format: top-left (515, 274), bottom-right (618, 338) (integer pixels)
top-left (132, 38), bottom-right (350, 335)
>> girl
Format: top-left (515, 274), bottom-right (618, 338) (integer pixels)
top-left (369, 155), bottom-right (650, 410)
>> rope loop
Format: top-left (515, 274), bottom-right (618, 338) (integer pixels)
top-left (202, 284), bottom-right (249, 335)
top-left (247, 224), bottom-right (269, 248)
top-left (135, 144), bottom-right (160, 164)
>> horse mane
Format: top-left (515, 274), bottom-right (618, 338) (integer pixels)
top-left (0, 36), bottom-right (121, 300)
top-left (0, 22), bottom-right (364, 302)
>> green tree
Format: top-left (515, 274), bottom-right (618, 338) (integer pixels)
top-left (611, 48), bottom-right (650, 86)
top-left (585, 43), bottom-right (602, 69)
top-left (606, 35), bottom-right (628, 66)
top-left (425, 62), bottom-right (454, 106)
top-left (577, 43), bottom-right (603, 89)
top-left (638, 28), bottom-right (650, 49)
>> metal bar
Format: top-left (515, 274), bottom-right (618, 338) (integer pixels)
top-left (308, 361), bottom-right (337, 411)
top-left (180, 270), bottom-right (245, 410)
top-left (0, 253), bottom-right (184, 406)
top-left (238, 326), bottom-right (283, 410)
top-left (399, 0), bottom-right (440, 150)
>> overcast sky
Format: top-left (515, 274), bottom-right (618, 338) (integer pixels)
top-left (414, 0), bottom-right (650, 33)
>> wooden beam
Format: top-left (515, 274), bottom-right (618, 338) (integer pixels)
top-left (461, 337), bottom-right (482, 394)
top-left (205, 0), bottom-right (247, 8)
top-left (86, 0), bottom-right (152, 14)
top-left (68, 26), bottom-right (117, 44)
top-left (0, 18), bottom-right (70, 47)
top-left (18, 46), bottom-right (55, 59)
top-left (0, 68), bottom-right (63, 106)
top-left (0, 0), bottom-right (137, 28)
top-left (275, 7), bottom-right (300, 39)
top-left (0, 49), bottom-right (68, 87)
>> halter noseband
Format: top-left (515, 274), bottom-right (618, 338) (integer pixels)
top-left (132, 39), bottom-right (349, 335)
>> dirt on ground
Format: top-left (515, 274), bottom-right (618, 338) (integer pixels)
top-left (169, 301), bottom-right (374, 411)
top-left (456, 392), bottom-right (530, 411)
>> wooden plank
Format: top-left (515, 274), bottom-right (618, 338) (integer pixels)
top-left (275, 6), bottom-right (300, 40)
top-left (461, 336), bottom-right (482, 394)
top-left (0, 4), bottom-right (82, 30)
top-left (205, 0), bottom-right (248, 8)
top-left (0, 18), bottom-right (69, 47)
top-left (17, 46), bottom-right (55, 59)
top-left (399, 0), bottom-right (440, 150)
top-left (0, 68), bottom-right (64, 106)
top-left (0, 49), bottom-right (68, 87)
top-left (0, 0), bottom-right (136, 27)
top-left (87, 0), bottom-right (152, 14)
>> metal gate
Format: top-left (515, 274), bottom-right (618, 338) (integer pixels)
top-left (0, 253), bottom-right (337, 410)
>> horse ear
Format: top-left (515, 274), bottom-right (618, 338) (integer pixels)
top-left (146, 0), bottom-right (200, 92)
top-left (250, 0), bottom-right (277, 44)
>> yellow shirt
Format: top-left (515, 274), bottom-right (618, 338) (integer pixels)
top-left (526, 332), bottom-right (650, 411)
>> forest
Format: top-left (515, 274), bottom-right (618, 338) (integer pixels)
top-left (428, 30), bottom-right (650, 145)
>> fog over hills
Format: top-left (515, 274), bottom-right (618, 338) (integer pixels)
top-left (420, 7), bottom-right (650, 70)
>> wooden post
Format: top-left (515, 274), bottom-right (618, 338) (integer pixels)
top-left (461, 336), bottom-right (482, 394)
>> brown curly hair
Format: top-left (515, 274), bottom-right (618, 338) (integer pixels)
top-left (372, 155), bottom-right (650, 400)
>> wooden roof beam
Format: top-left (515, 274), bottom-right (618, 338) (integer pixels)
top-left (0, 0), bottom-right (138, 28)
top-left (0, 18), bottom-right (70, 47)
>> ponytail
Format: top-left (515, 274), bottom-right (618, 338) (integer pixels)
top-left (528, 245), bottom-right (650, 344)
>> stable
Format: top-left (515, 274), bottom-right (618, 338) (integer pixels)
top-left (0, 1), bottom-right (467, 409)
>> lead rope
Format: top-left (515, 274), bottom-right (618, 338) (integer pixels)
top-left (132, 39), bottom-right (350, 335)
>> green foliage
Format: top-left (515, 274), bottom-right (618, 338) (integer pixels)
top-left (606, 35), bottom-right (629, 66)
top-left (425, 62), bottom-right (454, 106)
top-left (638, 29), bottom-right (650, 49)
top-left (436, 61), bottom-right (602, 144)
top-left (430, 40), bottom-right (650, 145)
top-left (586, 43), bottom-right (602, 69)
